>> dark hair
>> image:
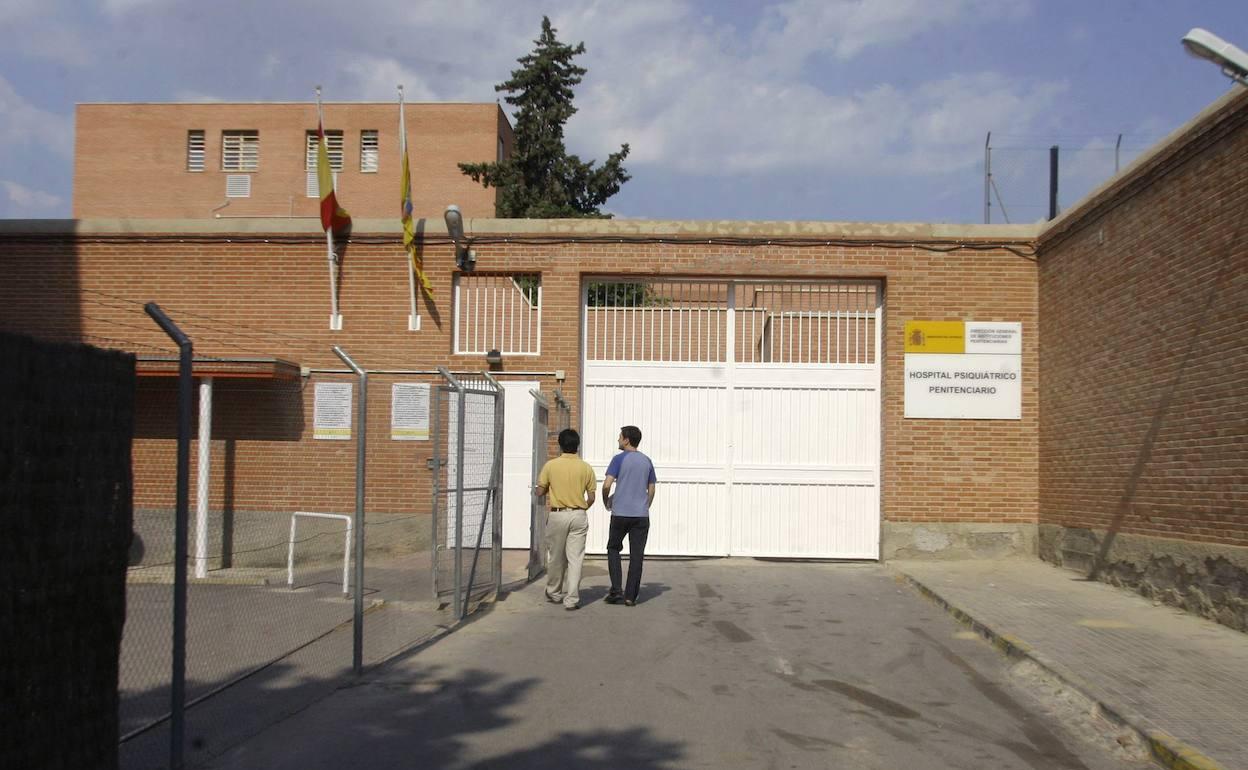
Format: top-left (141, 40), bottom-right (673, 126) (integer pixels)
top-left (620, 425), bottom-right (642, 448)
top-left (558, 428), bottom-right (581, 454)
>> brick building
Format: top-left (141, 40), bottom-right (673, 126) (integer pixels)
top-left (3, 87), bottom-right (1245, 627)
top-left (73, 102), bottom-right (513, 220)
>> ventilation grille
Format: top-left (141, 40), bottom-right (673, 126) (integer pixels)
top-left (225, 174), bottom-right (251, 198)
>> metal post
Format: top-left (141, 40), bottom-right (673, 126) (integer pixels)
top-left (482, 372), bottom-right (505, 594)
top-left (144, 303), bottom-right (191, 770)
top-left (529, 389), bottom-right (550, 582)
top-left (438, 366), bottom-right (467, 619)
top-left (195, 377), bottom-right (213, 579)
top-left (1049, 145), bottom-right (1059, 221)
top-left (1115, 133), bottom-right (1122, 174)
top-left (333, 346), bottom-right (366, 675)
top-left (430, 385), bottom-right (442, 601)
top-left (984, 131), bottom-right (992, 224)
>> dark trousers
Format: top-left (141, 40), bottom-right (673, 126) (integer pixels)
top-left (606, 515), bottom-right (650, 601)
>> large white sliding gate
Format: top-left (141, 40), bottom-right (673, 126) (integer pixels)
top-left (582, 279), bottom-right (882, 558)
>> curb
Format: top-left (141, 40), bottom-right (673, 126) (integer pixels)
top-left (891, 568), bottom-right (1228, 770)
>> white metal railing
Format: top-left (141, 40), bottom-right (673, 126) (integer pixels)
top-left (454, 274), bottom-right (542, 355)
top-left (287, 511), bottom-right (352, 594)
top-left (586, 280), bottom-right (727, 363)
top-left (585, 279), bottom-right (880, 366)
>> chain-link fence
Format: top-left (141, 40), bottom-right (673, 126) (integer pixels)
top-left (64, 301), bottom-right (526, 770)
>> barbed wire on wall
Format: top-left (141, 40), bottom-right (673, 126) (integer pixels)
top-left (983, 132), bottom-right (1166, 224)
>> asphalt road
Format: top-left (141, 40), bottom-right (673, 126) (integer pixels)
top-left (208, 559), bottom-right (1151, 769)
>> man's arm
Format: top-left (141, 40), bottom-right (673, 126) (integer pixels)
top-left (646, 482), bottom-right (656, 508)
top-left (602, 475), bottom-right (615, 511)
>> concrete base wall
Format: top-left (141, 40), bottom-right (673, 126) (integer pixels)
top-left (1040, 525), bottom-right (1248, 633)
top-left (881, 522), bottom-right (1038, 560)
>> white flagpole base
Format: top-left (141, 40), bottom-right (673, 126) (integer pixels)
top-left (408, 314), bottom-right (421, 331)
top-left (330, 314), bottom-right (343, 331)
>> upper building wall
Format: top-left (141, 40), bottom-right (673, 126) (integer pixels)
top-left (72, 102), bottom-right (512, 220)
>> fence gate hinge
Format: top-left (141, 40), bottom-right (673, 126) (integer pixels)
top-left (426, 457), bottom-right (445, 470)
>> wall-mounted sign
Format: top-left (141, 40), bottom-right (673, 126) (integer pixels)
top-left (905, 321), bottom-right (1022, 420)
top-left (391, 383), bottom-right (430, 441)
top-left (314, 382), bottom-right (353, 439)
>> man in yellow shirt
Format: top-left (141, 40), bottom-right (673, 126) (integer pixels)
top-left (535, 428), bottom-right (597, 610)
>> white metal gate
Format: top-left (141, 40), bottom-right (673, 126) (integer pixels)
top-left (582, 279), bottom-right (881, 559)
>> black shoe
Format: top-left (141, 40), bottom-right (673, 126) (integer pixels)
top-left (623, 599), bottom-right (636, 607)
top-left (604, 592), bottom-right (624, 605)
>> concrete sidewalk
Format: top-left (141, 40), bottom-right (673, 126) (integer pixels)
top-left (892, 559), bottom-right (1248, 770)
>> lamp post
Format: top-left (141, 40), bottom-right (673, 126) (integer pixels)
top-left (1182, 28), bottom-right (1248, 86)
top-left (444, 205), bottom-right (476, 270)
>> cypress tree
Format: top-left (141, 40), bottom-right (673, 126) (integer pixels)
top-left (460, 16), bottom-right (630, 218)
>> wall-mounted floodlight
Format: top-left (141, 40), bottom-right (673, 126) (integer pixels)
top-left (1182, 28), bottom-right (1248, 86)
top-left (443, 204), bottom-right (476, 270)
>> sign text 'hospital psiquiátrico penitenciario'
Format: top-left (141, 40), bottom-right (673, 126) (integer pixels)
top-left (904, 321), bottom-right (1022, 419)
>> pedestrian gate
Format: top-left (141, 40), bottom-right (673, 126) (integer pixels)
top-left (430, 369), bottom-right (504, 617)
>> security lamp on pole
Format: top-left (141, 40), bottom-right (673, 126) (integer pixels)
top-left (444, 204), bottom-right (476, 271)
top-left (1182, 28), bottom-right (1248, 86)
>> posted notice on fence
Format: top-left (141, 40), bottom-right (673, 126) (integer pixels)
top-left (313, 382), bottom-right (353, 440)
top-left (391, 383), bottom-right (430, 441)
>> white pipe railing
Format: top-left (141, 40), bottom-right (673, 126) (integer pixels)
top-left (287, 511), bottom-right (353, 594)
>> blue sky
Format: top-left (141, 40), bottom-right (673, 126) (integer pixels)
top-left (0, 0), bottom-right (1244, 222)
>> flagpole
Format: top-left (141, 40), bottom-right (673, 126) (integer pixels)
top-left (317, 86), bottom-right (342, 330)
top-left (400, 85), bottom-right (419, 331)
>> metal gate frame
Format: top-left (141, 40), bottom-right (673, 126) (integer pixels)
top-left (528, 389), bottom-right (550, 582)
top-left (430, 368), bottom-right (504, 618)
top-left (579, 277), bottom-right (884, 559)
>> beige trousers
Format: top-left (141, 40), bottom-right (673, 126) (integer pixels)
top-left (545, 509), bottom-right (589, 608)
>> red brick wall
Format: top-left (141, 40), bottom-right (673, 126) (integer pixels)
top-left (0, 225), bottom-right (1039, 528)
top-left (73, 103), bottom-right (506, 220)
top-left (1037, 91), bottom-right (1248, 547)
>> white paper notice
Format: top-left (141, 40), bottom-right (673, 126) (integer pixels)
top-left (391, 383), bottom-right (430, 441)
top-left (313, 382), bottom-right (353, 440)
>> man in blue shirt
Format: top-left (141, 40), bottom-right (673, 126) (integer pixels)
top-left (601, 425), bottom-right (657, 606)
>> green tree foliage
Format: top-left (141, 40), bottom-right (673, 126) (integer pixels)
top-left (460, 16), bottom-right (630, 218)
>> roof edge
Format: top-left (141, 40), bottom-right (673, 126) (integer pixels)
top-left (0, 218), bottom-right (1040, 241)
top-left (1038, 86), bottom-right (1248, 246)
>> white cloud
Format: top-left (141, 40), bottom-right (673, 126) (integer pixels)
top-left (2, 180), bottom-right (63, 211)
top-left (101, 0), bottom-right (170, 15)
top-left (753, 0), bottom-right (1030, 69)
top-left (340, 56), bottom-right (441, 102)
top-left (0, 75), bottom-right (73, 158)
top-left (0, 0), bottom-right (43, 22)
top-left (171, 90), bottom-right (225, 102)
top-left (564, 4), bottom-right (1060, 179)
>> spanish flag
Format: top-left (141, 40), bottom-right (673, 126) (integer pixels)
top-left (317, 119), bottom-right (351, 234)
